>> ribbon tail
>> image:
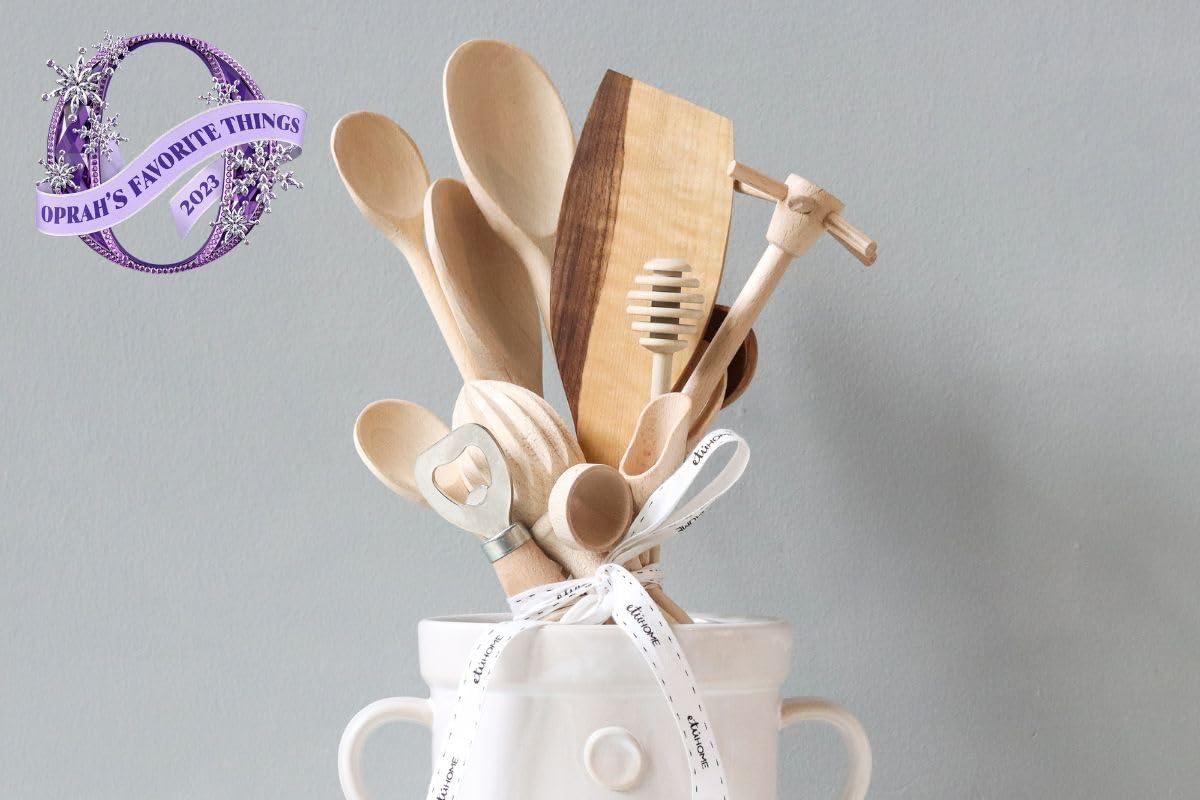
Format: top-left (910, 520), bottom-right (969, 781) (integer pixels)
top-left (606, 565), bottom-right (730, 799)
top-left (424, 617), bottom-right (543, 800)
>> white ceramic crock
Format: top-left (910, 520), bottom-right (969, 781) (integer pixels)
top-left (339, 614), bottom-right (871, 799)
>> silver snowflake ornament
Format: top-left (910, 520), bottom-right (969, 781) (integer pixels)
top-left (199, 76), bottom-right (241, 106)
top-left (92, 31), bottom-right (130, 70)
top-left (228, 141), bottom-right (303, 213)
top-left (41, 47), bottom-right (109, 118)
top-left (38, 150), bottom-right (84, 193)
top-left (74, 113), bottom-right (128, 161)
top-left (211, 199), bottom-right (255, 246)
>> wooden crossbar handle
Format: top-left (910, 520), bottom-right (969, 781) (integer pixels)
top-left (825, 215), bottom-right (877, 266)
top-left (728, 161), bottom-right (876, 266)
top-left (730, 161), bottom-right (789, 202)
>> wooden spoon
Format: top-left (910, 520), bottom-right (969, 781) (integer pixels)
top-left (425, 178), bottom-right (543, 394)
top-left (444, 39), bottom-right (574, 330)
top-left (354, 399), bottom-right (473, 505)
top-left (331, 112), bottom-right (476, 379)
top-left (675, 303), bottom-right (759, 409)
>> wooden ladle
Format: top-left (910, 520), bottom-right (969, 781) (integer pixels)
top-left (331, 112), bottom-right (476, 379)
top-left (444, 39), bottom-right (574, 330)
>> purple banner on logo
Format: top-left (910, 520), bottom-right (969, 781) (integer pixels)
top-left (36, 100), bottom-right (305, 237)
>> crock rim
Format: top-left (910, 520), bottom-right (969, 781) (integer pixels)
top-left (419, 612), bottom-right (789, 629)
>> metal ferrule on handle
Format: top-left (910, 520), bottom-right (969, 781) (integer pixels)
top-left (481, 522), bottom-right (532, 563)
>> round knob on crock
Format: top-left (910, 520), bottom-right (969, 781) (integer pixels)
top-left (583, 726), bottom-right (645, 792)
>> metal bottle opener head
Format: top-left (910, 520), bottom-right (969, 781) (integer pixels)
top-left (413, 423), bottom-right (531, 563)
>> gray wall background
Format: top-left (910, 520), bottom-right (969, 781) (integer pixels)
top-left (3, 2), bottom-right (1197, 797)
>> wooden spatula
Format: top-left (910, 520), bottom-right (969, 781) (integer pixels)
top-left (551, 70), bottom-right (734, 466)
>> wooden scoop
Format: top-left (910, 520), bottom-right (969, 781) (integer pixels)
top-left (534, 463), bottom-right (634, 553)
top-left (619, 393), bottom-right (693, 508)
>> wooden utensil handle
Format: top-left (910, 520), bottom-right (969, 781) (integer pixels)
top-left (647, 586), bottom-right (692, 624)
top-left (491, 537), bottom-right (568, 597)
top-left (729, 161), bottom-right (876, 265)
top-left (404, 244), bottom-right (482, 381)
top-left (825, 214), bottom-right (877, 266)
top-left (729, 161), bottom-right (788, 202)
top-left (681, 243), bottom-right (794, 413)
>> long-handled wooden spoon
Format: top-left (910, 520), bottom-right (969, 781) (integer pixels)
top-left (444, 39), bottom-right (574, 331)
top-left (331, 112), bottom-right (476, 379)
top-left (677, 304), bottom-right (759, 410)
top-left (425, 178), bottom-right (543, 394)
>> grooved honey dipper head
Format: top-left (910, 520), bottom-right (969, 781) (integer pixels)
top-left (627, 258), bottom-right (703, 355)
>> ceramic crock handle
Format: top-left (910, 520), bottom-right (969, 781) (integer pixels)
top-left (780, 696), bottom-right (872, 800)
top-left (338, 696), bottom-right (434, 800)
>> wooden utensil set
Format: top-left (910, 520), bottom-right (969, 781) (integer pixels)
top-left (335, 39), bottom-right (876, 624)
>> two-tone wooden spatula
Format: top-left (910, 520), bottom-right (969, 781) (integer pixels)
top-left (550, 70), bottom-right (735, 467)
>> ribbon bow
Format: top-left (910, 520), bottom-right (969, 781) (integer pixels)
top-left (425, 429), bottom-right (749, 800)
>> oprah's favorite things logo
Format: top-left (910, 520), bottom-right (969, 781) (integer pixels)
top-left (35, 32), bottom-right (307, 273)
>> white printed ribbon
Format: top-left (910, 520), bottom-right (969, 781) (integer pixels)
top-left (425, 429), bottom-right (750, 800)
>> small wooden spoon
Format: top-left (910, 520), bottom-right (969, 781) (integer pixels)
top-left (425, 178), bottom-right (543, 394)
top-left (354, 400), bottom-right (481, 505)
top-left (331, 112), bottom-right (476, 379)
top-left (444, 39), bottom-right (574, 330)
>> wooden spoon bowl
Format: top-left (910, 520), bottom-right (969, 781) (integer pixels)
top-left (675, 303), bottom-right (758, 409)
top-left (444, 39), bottom-right (574, 325)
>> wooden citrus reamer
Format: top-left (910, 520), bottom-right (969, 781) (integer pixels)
top-left (681, 162), bottom-right (876, 413)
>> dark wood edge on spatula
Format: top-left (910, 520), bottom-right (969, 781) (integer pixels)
top-left (550, 70), bottom-right (633, 417)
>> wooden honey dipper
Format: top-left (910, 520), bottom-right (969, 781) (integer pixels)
top-left (621, 258), bottom-right (704, 624)
top-left (627, 258), bottom-right (704, 398)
